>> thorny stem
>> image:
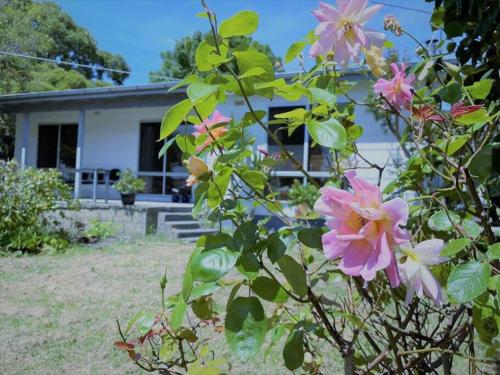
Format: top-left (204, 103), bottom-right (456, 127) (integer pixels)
top-left (463, 167), bottom-right (496, 245)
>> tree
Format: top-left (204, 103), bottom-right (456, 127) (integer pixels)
top-left (149, 31), bottom-right (283, 81)
top-left (0, 0), bottom-right (131, 159)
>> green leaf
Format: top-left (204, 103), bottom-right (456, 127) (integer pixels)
top-left (441, 238), bottom-right (470, 257)
top-left (285, 41), bottom-right (307, 64)
top-left (195, 37), bottom-right (228, 72)
top-left (469, 144), bottom-right (493, 181)
top-left (240, 170), bottom-right (266, 191)
top-left (439, 135), bottom-right (470, 156)
top-left (191, 296), bottom-right (214, 320)
top-left (191, 247), bottom-right (238, 282)
top-left (466, 79), bottom-right (493, 100)
top-left (217, 147), bottom-right (245, 163)
top-left (428, 210), bottom-right (460, 232)
top-left (234, 49), bottom-right (275, 98)
top-left (277, 255), bottom-right (307, 297)
top-left (241, 110), bottom-right (266, 127)
top-left (159, 136), bottom-right (179, 158)
top-left (234, 221), bottom-right (258, 252)
top-left (444, 20), bottom-right (464, 38)
top-left (171, 301), bottom-right (187, 329)
top-left (182, 248), bottom-right (201, 301)
top-left (125, 310), bottom-right (146, 335)
top-left (194, 93), bottom-right (218, 119)
top-left (487, 243), bottom-right (500, 260)
top-left (254, 78), bottom-right (285, 90)
top-left (159, 339), bottom-right (177, 362)
top-left (190, 282), bottom-right (219, 300)
top-left (447, 261), bottom-right (491, 303)
top-left (309, 87), bottom-right (336, 106)
top-left (437, 82), bottom-right (462, 104)
top-left (283, 330), bottom-right (304, 370)
top-left (239, 67), bottom-right (266, 79)
top-left (455, 108), bottom-right (490, 126)
top-left (137, 312), bottom-right (156, 336)
top-left (168, 74), bottom-right (198, 92)
top-left (187, 83), bottom-right (217, 104)
top-left (219, 10), bottom-right (259, 38)
top-left (267, 234), bottom-right (286, 263)
top-left (207, 167), bottom-right (232, 208)
top-left (430, 7), bottom-right (445, 28)
top-left (237, 252), bottom-right (260, 280)
top-left (225, 297), bottom-right (268, 360)
top-left (176, 135), bottom-right (196, 154)
top-left (472, 294), bottom-right (499, 345)
top-left (274, 107), bottom-right (307, 120)
top-left (307, 118), bottom-right (347, 150)
top-left (297, 228), bottom-right (323, 250)
top-left (461, 218), bottom-right (482, 239)
top-left (251, 276), bottom-right (288, 303)
top-left (383, 39), bottom-right (395, 48)
top-left (160, 99), bottom-right (192, 140)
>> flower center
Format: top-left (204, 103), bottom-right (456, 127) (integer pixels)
top-left (403, 249), bottom-right (419, 262)
top-left (356, 215), bottom-right (368, 228)
top-left (340, 19), bottom-right (356, 42)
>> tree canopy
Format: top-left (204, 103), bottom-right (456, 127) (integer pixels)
top-left (149, 31), bottom-right (283, 81)
top-left (0, 0), bottom-right (131, 158)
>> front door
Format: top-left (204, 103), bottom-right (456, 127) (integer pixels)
top-left (138, 122), bottom-right (190, 200)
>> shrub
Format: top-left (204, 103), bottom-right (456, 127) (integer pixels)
top-left (0, 160), bottom-right (76, 253)
top-left (288, 179), bottom-right (321, 217)
top-left (82, 219), bottom-right (117, 242)
top-left (116, 1), bottom-right (499, 374)
top-left (114, 169), bottom-right (145, 194)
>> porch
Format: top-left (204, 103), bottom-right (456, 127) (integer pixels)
top-left (3, 82), bottom-right (193, 202)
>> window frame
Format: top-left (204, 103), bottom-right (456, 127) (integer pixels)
top-left (137, 121), bottom-right (190, 196)
top-left (37, 123), bottom-right (78, 169)
top-left (266, 104), bottom-right (340, 189)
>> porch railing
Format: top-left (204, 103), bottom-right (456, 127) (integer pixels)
top-left (69, 168), bottom-right (112, 203)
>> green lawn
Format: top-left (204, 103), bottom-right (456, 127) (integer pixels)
top-left (0, 237), bottom-right (172, 374)
top-left (2, 236), bottom-right (484, 375)
top-left (0, 236), bottom-right (344, 375)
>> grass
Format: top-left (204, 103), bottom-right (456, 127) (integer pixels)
top-left (2, 236), bottom-right (484, 374)
top-left (0, 236), bottom-right (188, 375)
top-left (0, 236), bottom-right (343, 375)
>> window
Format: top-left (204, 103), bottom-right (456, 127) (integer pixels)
top-left (138, 122), bottom-right (190, 196)
top-left (267, 106), bottom-right (333, 199)
top-left (268, 106), bottom-right (305, 171)
top-left (37, 124), bottom-right (77, 169)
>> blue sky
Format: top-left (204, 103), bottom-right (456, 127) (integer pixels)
top-left (50, 0), bottom-right (437, 85)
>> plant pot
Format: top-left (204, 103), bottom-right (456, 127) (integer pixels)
top-left (121, 193), bottom-right (136, 206)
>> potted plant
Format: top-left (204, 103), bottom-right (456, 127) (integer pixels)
top-left (288, 179), bottom-right (322, 224)
top-left (113, 169), bottom-right (145, 206)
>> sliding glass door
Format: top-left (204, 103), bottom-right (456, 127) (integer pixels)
top-left (138, 122), bottom-right (189, 197)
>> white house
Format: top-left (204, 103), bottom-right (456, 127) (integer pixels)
top-left (0, 71), bottom-right (403, 205)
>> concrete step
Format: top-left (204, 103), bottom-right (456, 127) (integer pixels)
top-left (165, 221), bottom-right (201, 230)
top-left (164, 205), bottom-right (193, 213)
top-left (173, 228), bottom-right (218, 239)
top-left (159, 212), bottom-right (194, 222)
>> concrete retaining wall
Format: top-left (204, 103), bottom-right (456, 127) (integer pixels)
top-left (49, 202), bottom-right (163, 237)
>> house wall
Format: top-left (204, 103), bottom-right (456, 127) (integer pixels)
top-left (14, 78), bottom-right (403, 204)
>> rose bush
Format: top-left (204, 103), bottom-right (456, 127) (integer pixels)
top-left (116, 1), bottom-right (499, 373)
